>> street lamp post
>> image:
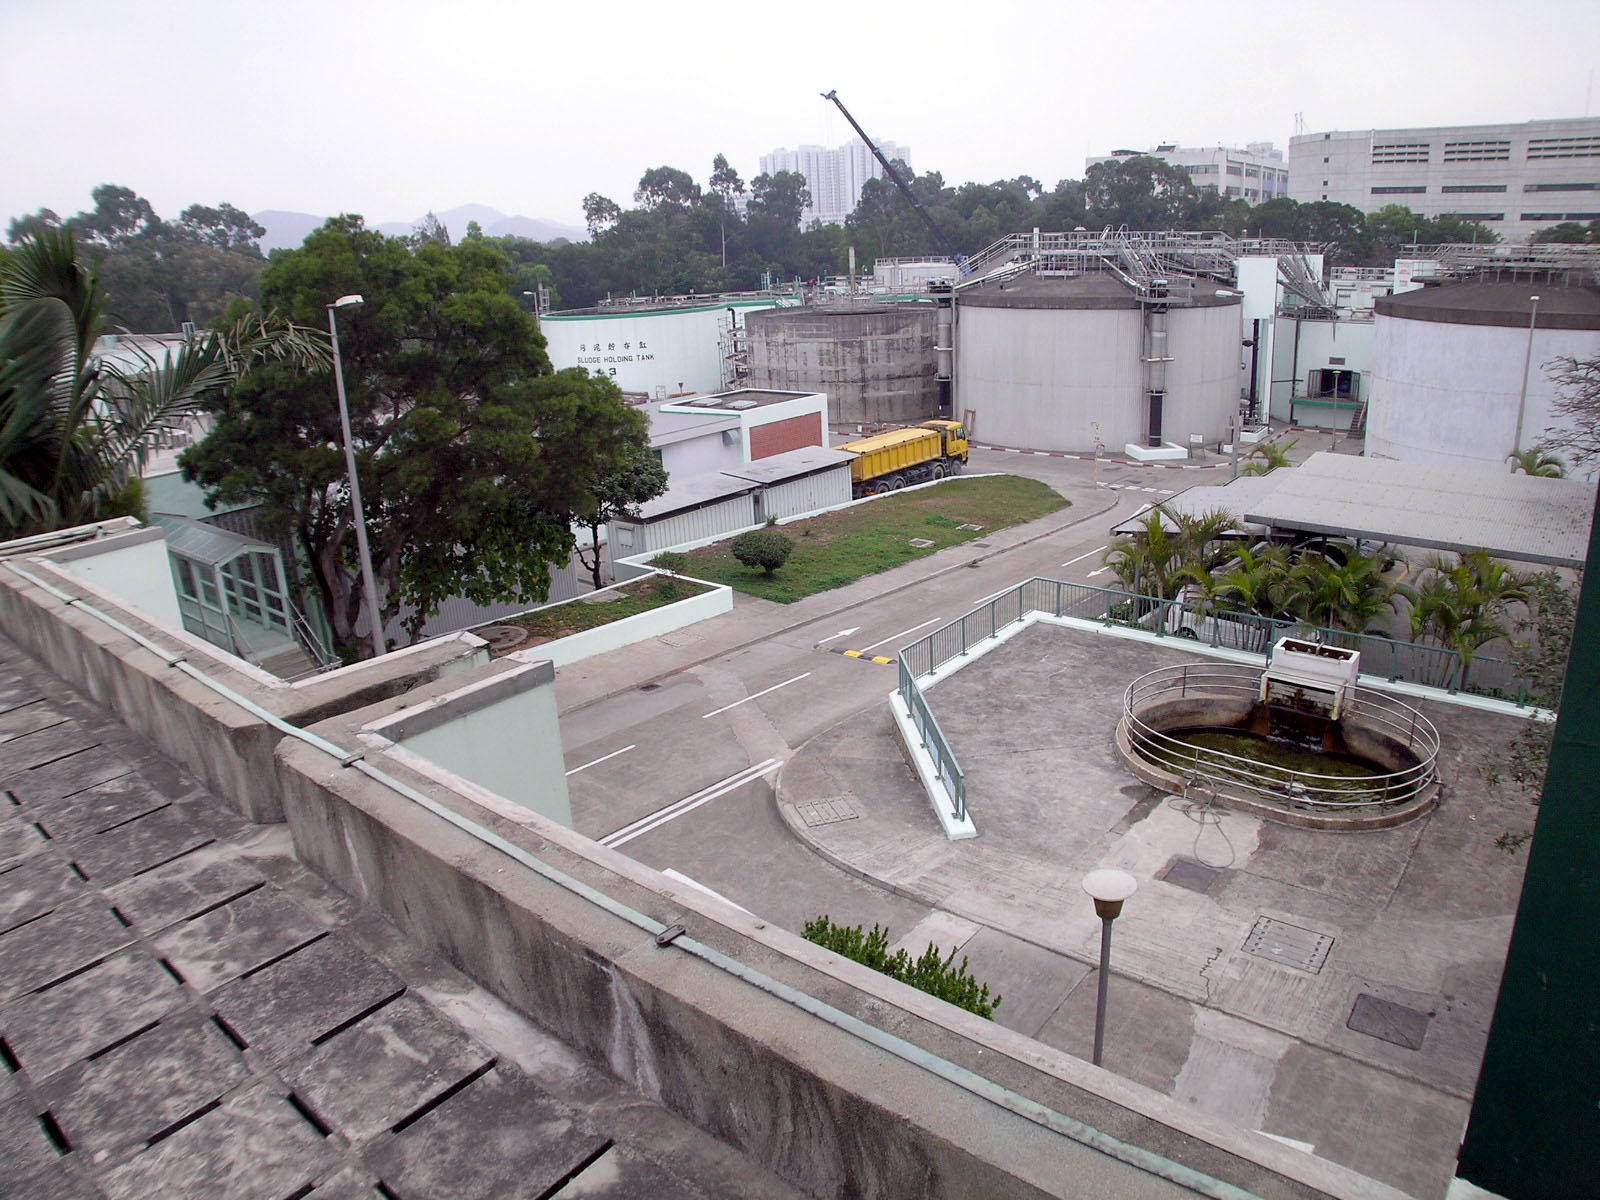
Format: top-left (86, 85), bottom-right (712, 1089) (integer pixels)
top-left (1082, 868), bottom-right (1138, 1067)
top-left (1512, 294), bottom-right (1541, 466)
top-left (327, 295), bottom-right (386, 660)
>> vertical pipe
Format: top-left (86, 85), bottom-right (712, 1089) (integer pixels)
top-left (1513, 295), bottom-right (1541, 464)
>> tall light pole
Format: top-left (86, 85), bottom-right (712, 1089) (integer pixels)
top-left (327, 295), bottom-right (386, 660)
top-left (1082, 868), bottom-right (1138, 1067)
top-left (1512, 294), bottom-right (1541, 467)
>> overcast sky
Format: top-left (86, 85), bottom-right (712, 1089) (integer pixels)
top-left (5, 0), bottom-right (1598, 234)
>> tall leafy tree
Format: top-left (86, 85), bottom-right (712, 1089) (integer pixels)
top-left (574, 444), bottom-right (667, 591)
top-left (181, 217), bottom-right (652, 656)
top-left (1082, 157), bottom-right (1203, 229)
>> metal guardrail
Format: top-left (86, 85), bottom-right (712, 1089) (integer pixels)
top-left (1120, 663), bottom-right (1440, 810)
top-left (896, 577), bottom-right (1527, 823)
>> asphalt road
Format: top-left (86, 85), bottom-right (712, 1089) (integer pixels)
top-left (556, 447), bottom-right (1195, 934)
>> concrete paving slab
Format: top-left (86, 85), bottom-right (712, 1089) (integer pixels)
top-left (98, 1084), bottom-right (341, 1200)
top-left (31, 773), bottom-right (171, 840)
top-left (283, 992), bottom-right (493, 1142)
top-left (0, 725), bottom-right (102, 776)
top-left (0, 946), bottom-right (186, 1080)
top-left (1034, 971), bottom-right (1196, 1092)
top-left (551, 1143), bottom-right (710, 1199)
top-left (0, 1092), bottom-right (64, 1188)
top-left (953, 924), bottom-right (1088, 1038)
top-left (42, 1010), bottom-right (253, 1156)
top-left (66, 804), bottom-right (215, 884)
top-left (210, 935), bottom-right (405, 1068)
top-left (368, 1070), bottom-right (609, 1200)
top-left (0, 810), bottom-right (47, 869)
top-left (307, 1165), bottom-right (385, 1198)
top-left (8, 743), bottom-right (133, 805)
top-left (0, 855), bottom-right (86, 933)
top-left (152, 886), bottom-right (329, 993)
top-left (104, 841), bottom-right (267, 934)
top-left (0, 699), bottom-right (69, 742)
top-left (0, 892), bottom-right (133, 1000)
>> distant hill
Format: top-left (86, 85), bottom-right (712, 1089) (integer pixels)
top-left (252, 205), bottom-right (586, 254)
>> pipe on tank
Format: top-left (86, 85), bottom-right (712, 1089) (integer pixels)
top-left (1144, 280), bottom-right (1170, 447)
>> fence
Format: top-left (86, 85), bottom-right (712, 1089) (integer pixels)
top-left (896, 577), bottom-right (1527, 824)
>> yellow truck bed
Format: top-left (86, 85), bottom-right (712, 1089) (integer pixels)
top-left (838, 427), bottom-right (943, 484)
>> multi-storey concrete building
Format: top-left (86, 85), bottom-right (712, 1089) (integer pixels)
top-left (759, 137), bottom-right (911, 226)
top-left (1086, 143), bottom-right (1290, 203)
top-left (1288, 117), bottom-right (1600, 239)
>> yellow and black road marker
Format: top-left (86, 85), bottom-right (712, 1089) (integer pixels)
top-left (830, 648), bottom-right (895, 666)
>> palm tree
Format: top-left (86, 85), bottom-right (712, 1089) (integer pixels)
top-left (1241, 438), bottom-right (1298, 476)
top-left (1404, 550), bottom-right (1534, 688)
top-left (1213, 542), bottom-right (1293, 618)
top-left (0, 228), bottom-right (322, 538)
top-left (1508, 445), bottom-right (1567, 478)
top-left (1280, 547), bottom-right (1402, 639)
top-left (1102, 508), bottom-right (1236, 601)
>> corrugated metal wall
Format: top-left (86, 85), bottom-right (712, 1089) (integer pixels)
top-left (615, 494), bottom-right (759, 556)
top-left (760, 467), bottom-right (852, 520)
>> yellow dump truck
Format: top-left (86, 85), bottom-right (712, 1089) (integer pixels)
top-left (837, 420), bottom-right (969, 498)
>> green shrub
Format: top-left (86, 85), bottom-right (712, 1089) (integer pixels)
top-left (802, 916), bottom-right (1001, 1019)
top-left (730, 529), bottom-right (794, 575)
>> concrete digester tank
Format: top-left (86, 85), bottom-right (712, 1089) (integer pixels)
top-left (1368, 277), bottom-right (1600, 478)
top-left (952, 273), bottom-right (1242, 454)
top-left (745, 304), bottom-right (940, 425)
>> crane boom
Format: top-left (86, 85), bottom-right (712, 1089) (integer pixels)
top-left (821, 89), bottom-right (967, 274)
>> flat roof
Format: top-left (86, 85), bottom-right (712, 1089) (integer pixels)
top-left (667, 389), bottom-right (819, 411)
top-left (643, 400), bottom-right (739, 447)
top-left (635, 472), bottom-right (755, 519)
top-left (721, 446), bottom-right (856, 484)
top-left (1147, 452), bottom-right (1596, 566)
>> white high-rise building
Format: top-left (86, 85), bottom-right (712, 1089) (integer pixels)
top-left (1288, 117), bottom-right (1600, 239)
top-left (1086, 143), bottom-right (1290, 203)
top-left (760, 138), bottom-right (912, 226)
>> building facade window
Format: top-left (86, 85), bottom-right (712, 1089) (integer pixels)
top-left (1372, 185), bottom-right (1427, 194)
top-left (1441, 184), bottom-right (1509, 193)
top-left (1523, 182), bottom-right (1599, 192)
top-left (1528, 137), bottom-right (1600, 160)
top-left (1372, 143), bottom-right (1430, 164)
top-left (1443, 140), bottom-right (1511, 162)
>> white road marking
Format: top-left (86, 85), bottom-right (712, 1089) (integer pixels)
top-left (1087, 567), bottom-right (1112, 578)
top-left (972, 583), bottom-right (1025, 606)
top-left (565, 744), bottom-right (636, 776)
top-left (1061, 545), bottom-right (1108, 568)
top-left (701, 673), bottom-right (811, 719)
top-left (600, 759), bottom-right (781, 847)
top-left (814, 627), bottom-right (860, 646)
top-left (859, 617), bottom-right (940, 653)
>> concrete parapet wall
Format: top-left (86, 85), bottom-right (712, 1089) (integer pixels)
top-left (0, 550), bottom-right (488, 822)
top-left (273, 695), bottom-right (1406, 1200)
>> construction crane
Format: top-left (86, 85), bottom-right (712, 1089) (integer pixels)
top-left (820, 90), bottom-right (968, 277)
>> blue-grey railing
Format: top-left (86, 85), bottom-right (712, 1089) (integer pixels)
top-left (896, 577), bottom-right (1527, 824)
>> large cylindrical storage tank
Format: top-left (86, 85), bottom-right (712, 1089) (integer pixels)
top-left (1368, 280), bottom-right (1600, 478)
top-left (953, 274), bottom-right (1242, 452)
top-left (745, 305), bottom-right (939, 424)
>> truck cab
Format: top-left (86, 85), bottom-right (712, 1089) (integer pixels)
top-left (920, 419), bottom-right (969, 462)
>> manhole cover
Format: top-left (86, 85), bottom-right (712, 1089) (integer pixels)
top-left (477, 625), bottom-right (528, 652)
top-left (971, 541), bottom-right (992, 548)
top-left (796, 799), bottom-right (858, 827)
top-left (958, 523), bottom-right (984, 532)
top-left (1161, 859), bottom-right (1220, 894)
top-left (1242, 917), bottom-right (1335, 973)
top-left (909, 538), bottom-right (935, 548)
top-left (1348, 993), bottom-right (1430, 1050)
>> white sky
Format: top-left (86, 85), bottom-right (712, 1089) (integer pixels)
top-left (5, 0), bottom-right (1598, 232)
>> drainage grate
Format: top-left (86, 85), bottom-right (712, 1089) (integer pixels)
top-left (1347, 993), bottom-right (1430, 1050)
top-left (1242, 917), bottom-right (1335, 973)
top-left (958, 524), bottom-right (983, 532)
top-left (1161, 859), bottom-right (1220, 894)
top-left (971, 541), bottom-right (992, 548)
top-left (909, 538), bottom-right (935, 549)
top-left (796, 799), bottom-right (858, 828)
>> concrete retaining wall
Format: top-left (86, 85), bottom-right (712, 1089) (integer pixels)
top-left (0, 549), bottom-right (488, 822)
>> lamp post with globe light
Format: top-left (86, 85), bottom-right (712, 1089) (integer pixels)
top-left (326, 295), bottom-right (385, 660)
top-left (1082, 868), bottom-right (1138, 1067)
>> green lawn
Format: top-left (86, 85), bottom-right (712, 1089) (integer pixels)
top-left (664, 476), bottom-right (1067, 603)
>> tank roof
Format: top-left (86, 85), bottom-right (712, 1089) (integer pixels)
top-left (956, 272), bottom-right (1241, 310)
top-left (1374, 279), bottom-right (1600, 330)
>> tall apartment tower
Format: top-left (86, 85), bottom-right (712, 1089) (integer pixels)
top-left (760, 138), bottom-right (912, 226)
top-left (1288, 117), bottom-right (1600, 240)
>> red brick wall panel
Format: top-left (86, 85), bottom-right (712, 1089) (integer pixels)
top-left (749, 414), bottom-right (823, 460)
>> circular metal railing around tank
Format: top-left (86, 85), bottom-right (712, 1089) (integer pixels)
top-left (1120, 663), bottom-right (1441, 811)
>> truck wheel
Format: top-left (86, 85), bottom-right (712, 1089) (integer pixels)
top-left (930, 463), bottom-right (947, 481)
top-left (868, 479), bottom-right (889, 495)
top-left (889, 475), bottom-right (907, 490)
top-left (950, 459), bottom-right (964, 475)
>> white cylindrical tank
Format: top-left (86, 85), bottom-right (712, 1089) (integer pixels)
top-left (1368, 280), bottom-right (1600, 478)
top-left (954, 274), bottom-right (1242, 452)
